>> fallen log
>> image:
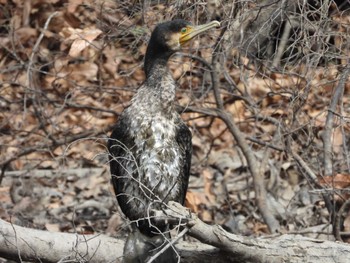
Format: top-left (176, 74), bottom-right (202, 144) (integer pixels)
top-left (1, 202), bottom-right (349, 263)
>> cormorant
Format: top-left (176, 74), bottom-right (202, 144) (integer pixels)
top-left (108, 19), bottom-right (220, 262)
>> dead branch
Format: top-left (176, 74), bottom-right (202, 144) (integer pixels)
top-left (2, 204), bottom-right (350, 263)
top-left (227, 0), bottom-right (298, 58)
top-left (0, 218), bottom-right (123, 263)
top-left (322, 66), bottom-right (350, 176)
top-left (335, 199), bottom-right (350, 241)
top-left (0, 126), bottom-right (113, 185)
top-left (166, 201), bottom-right (350, 263)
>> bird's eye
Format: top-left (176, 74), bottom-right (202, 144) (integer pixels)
top-left (181, 27), bottom-right (187, 33)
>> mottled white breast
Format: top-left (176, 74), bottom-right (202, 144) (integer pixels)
top-left (122, 69), bottom-right (183, 207)
top-left (128, 111), bottom-right (181, 202)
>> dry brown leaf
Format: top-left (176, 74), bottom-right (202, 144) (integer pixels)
top-left (332, 127), bottom-right (343, 154)
top-left (226, 100), bottom-right (245, 119)
top-left (252, 221), bottom-right (269, 234)
top-left (67, 0), bottom-right (84, 13)
top-left (203, 168), bottom-right (216, 205)
top-left (201, 209), bottom-right (213, 222)
top-left (172, 59), bottom-right (192, 79)
top-left (102, 46), bottom-right (121, 76)
top-left (184, 190), bottom-right (213, 222)
top-left (343, 214), bottom-right (350, 232)
top-left (319, 174), bottom-right (350, 189)
top-left (106, 213), bottom-right (124, 235)
top-left (243, 76), bottom-right (271, 97)
top-left (185, 191), bottom-right (208, 213)
top-left (45, 223), bottom-right (61, 232)
top-left (67, 62), bottom-right (99, 82)
top-left (68, 28), bottom-right (102, 57)
top-left (75, 172), bottom-right (105, 192)
top-left (0, 187), bottom-right (11, 204)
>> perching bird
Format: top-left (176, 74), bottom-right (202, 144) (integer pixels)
top-left (108, 19), bottom-right (220, 262)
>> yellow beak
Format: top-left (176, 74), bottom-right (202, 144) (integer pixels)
top-left (179, 20), bottom-right (221, 45)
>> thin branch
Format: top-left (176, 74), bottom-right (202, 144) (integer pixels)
top-left (0, 125), bottom-right (114, 173)
top-left (334, 199), bottom-right (350, 242)
top-left (146, 228), bottom-right (189, 263)
top-left (322, 66), bottom-right (350, 176)
top-left (23, 11), bottom-right (59, 123)
top-left (246, 136), bottom-right (284, 152)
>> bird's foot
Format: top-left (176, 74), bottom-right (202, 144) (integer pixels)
top-left (123, 229), bottom-right (178, 263)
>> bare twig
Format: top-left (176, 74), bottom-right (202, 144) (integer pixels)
top-left (288, 149), bottom-right (318, 183)
top-left (146, 228), bottom-right (189, 263)
top-left (24, 11), bottom-right (59, 123)
top-left (334, 199), bottom-right (350, 242)
top-left (246, 136), bottom-right (284, 152)
top-left (0, 125), bottom-right (113, 174)
top-left (322, 66), bottom-right (350, 176)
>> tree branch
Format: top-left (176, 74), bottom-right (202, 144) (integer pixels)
top-left (322, 66), bottom-right (350, 176)
top-left (166, 202), bottom-right (350, 263)
top-left (0, 218), bottom-right (123, 262)
top-left (2, 204), bottom-right (350, 263)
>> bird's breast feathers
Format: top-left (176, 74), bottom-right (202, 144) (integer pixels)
top-left (122, 109), bottom-right (183, 203)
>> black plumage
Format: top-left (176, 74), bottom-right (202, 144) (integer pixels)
top-left (108, 19), bottom-right (220, 261)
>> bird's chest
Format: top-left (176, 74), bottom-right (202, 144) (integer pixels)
top-left (128, 111), bottom-right (182, 197)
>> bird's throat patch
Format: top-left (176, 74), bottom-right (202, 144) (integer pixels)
top-left (166, 32), bottom-right (181, 50)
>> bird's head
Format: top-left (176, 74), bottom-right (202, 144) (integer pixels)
top-left (156, 19), bottom-right (221, 51)
top-left (145, 19), bottom-right (220, 76)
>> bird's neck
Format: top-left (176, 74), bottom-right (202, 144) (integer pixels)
top-left (130, 64), bottom-right (176, 117)
top-left (144, 56), bottom-right (168, 78)
top-left (132, 46), bottom-right (177, 116)
top-left (144, 43), bottom-right (173, 78)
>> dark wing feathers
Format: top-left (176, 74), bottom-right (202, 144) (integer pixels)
top-left (108, 115), bottom-right (192, 220)
top-left (107, 115), bottom-right (133, 203)
top-left (175, 121), bottom-right (192, 204)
